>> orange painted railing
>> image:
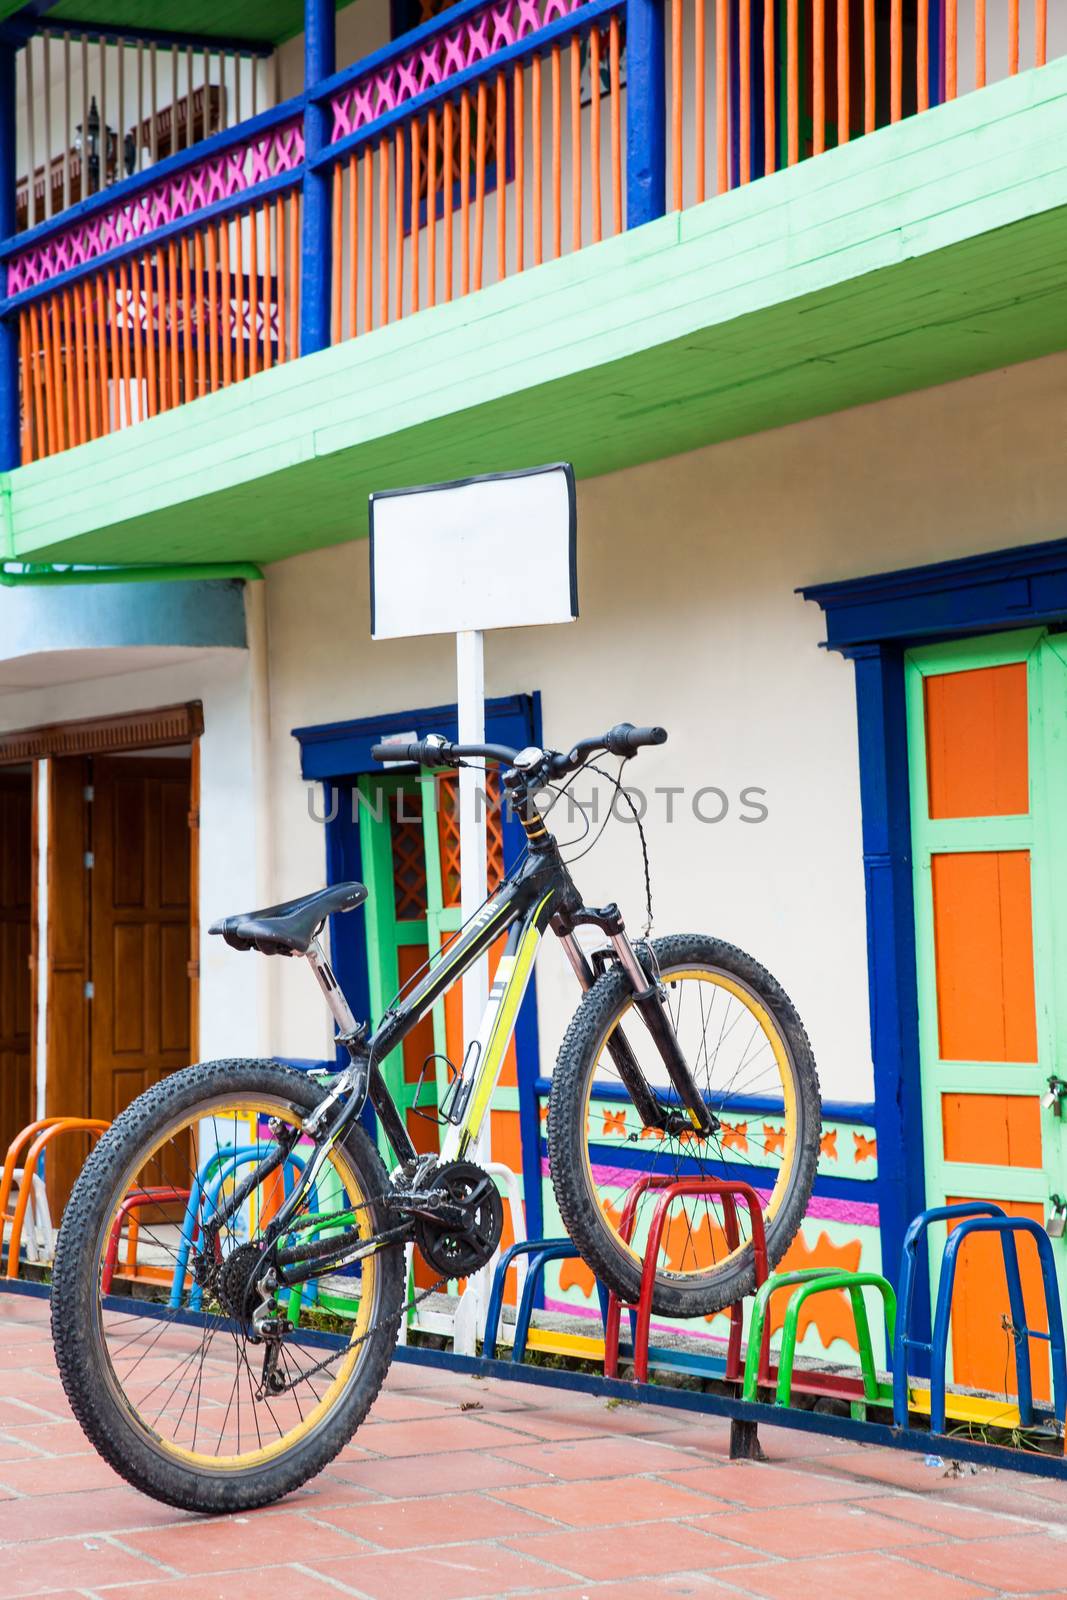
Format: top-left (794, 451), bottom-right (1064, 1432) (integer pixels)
top-left (2, 1116), bottom-right (110, 1277)
top-left (19, 190), bottom-right (301, 464)
top-left (326, 15), bottom-right (625, 346)
top-left (667, 0), bottom-right (1055, 211)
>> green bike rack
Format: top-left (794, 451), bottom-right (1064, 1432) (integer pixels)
top-left (742, 1268), bottom-right (897, 1419)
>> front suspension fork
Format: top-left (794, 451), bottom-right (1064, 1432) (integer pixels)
top-left (556, 910), bottom-right (718, 1137)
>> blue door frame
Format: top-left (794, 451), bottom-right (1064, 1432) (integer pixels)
top-left (802, 533), bottom-right (1067, 1372)
top-left (294, 692), bottom-right (546, 1243)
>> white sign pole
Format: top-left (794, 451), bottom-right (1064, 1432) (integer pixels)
top-left (455, 627), bottom-right (491, 1353)
top-left (369, 463), bottom-right (578, 1355)
top-left (456, 628), bottom-right (489, 1051)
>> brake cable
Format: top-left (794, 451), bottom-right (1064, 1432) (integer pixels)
top-left (560, 757), bottom-right (655, 940)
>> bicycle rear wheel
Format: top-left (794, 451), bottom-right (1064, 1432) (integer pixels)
top-left (51, 1059), bottom-right (403, 1513)
top-left (548, 934), bottom-right (821, 1317)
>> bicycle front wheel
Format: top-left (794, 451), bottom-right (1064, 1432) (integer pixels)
top-left (51, 1060), bottom-right (403, 1513)
top-left (548, 934), bottom-right (821, 1317)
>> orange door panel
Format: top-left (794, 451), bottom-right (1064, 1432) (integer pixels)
top-left (931, 851), bottom-right (1037, 1063)
top-left (924, 663), bottom-right (1029, 819)
top-left (941, 1094), bottom-right (1042, 1169)
top-left (946, 1196), bottom-right (1049, 1403)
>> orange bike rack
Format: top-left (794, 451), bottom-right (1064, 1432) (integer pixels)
top-left (0, 1119), bottom-right (69, 1228)
top-left (4, 1118), bottom-right (110, 1278)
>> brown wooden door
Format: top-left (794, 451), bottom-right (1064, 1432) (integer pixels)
top-left (90, 756), bottom-right (192, 1128)
top-left (0, 772), bottom-right (32, 1157)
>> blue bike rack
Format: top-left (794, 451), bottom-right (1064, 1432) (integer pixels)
top-left (893, 1201), bottom-right (1067, 1434)
top-left (170, 1145), bottom-right (321, 1310)
top-left (483, 1237), bottom-right (608, 1362)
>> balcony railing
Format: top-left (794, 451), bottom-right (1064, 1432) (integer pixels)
top-left (1, 0), bottom-right (1059, 469)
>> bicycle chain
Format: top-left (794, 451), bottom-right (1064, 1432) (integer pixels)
top-left (254, 1187), bottom-right (449, 1399)
top-left (260, 1268), bottom-right (449, 1397)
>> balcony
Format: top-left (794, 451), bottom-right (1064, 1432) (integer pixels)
top-left (0, 0), bottom-right (1063, 563)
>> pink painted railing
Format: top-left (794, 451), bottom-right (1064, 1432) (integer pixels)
top-left (319, 0), bottom-right (626, 344)
top-left (9, 115), bottom-right (304, 298)
top-left (327, 0), bottom-right (592, 142)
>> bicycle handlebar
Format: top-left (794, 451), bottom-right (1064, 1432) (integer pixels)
top-left (369, 723), bottom-right (667, 774)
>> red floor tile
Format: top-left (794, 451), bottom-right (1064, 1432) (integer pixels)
top-left (83, 1571), bottom-right (363, 1600)
top-left (120, 1508), bottom-right (371, 1574)
top-left (315, 1489), bottom-right (551, 1548)
top-left (683, 1499), bottom-right (934, 1558)
top-left (490, 1473), bottom-right (728, 1526)
top-left (0, 1484), bottom-right (180, 1542)
top-left (354, 1413), bottom-right (533, 1457)
top-left (859, 1491), bottom-right (1044, 1540)
top-left (0, 1396), bottom-right (67, 1427)
top-left (0, 1449), bottom-right (125, 1495)
top-left (313, 1539), bottom-right (576, 1598)
top-left (493, 1434), bottom-right (691, 1481)
top-left (363, 1389), bottom-right (459, 1423)
top-left (504, 1518), bottom-right (761, 1581)
top-left (0, 1418), bottom-right (99, 1456)
top-left (3, 1536), bottom-right (160, 1597)
top-left (909, 1532), bottom-right (1067, 1594)
top-left (546, 1583), bottom-right (736, 1599)
top-left (477, 1406), bottom-right (615, 1441)
top-left (326, 1446), bottom-right (550, 1498)
top-left (656, 1459), bottom-right (876, 1508)
top-left (732, 1550), bottom-right (999, 1600)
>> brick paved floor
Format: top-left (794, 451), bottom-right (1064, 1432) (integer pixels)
top-left (2, 1292), bottom-right (1066, 1598)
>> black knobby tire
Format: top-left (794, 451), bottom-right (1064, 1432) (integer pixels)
top-left (547, 934), bottom-right (821, 1318)
top-left (51, 1059), bottom-right (404, 1514)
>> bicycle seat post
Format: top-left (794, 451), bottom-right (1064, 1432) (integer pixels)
top-left (305, 936), bottom-right (361, 1048)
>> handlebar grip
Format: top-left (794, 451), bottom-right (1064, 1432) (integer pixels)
top-left (370, 737), bottom-right (453, 766)
top-left (603, 723), bottom-right (668, 757)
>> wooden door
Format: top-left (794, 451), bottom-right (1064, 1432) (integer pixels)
top-left (90, 756), bottom-right (192, 1128)
top-left (0, 772), bottom-right (32, 1156)
top-left (907, 631), bottom-right (1067, 1403)
top-left (45, 757), bottom-right (90, 1209)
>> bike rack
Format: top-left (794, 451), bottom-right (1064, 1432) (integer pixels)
top-left (4, 1119), bottom-right (110, 1278)
top-left (743, 1268), bottom-right (896, 1415)
top-left (603, 1176), bottom-right (771, 1387)
top-left (171, 1144), bottom-right (324, 1310)
top-left (483, 1237), bottom-right (608, 1362)
top-left (101, 1186), bottom-right (192, 1295)
top-left (894, 1202), bottom-right (1067, 1435)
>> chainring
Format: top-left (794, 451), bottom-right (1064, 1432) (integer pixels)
top-left (413, 1160), bottom-right (504, 1276)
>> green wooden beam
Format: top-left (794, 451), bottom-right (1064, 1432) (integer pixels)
top-left (0, 0), bottom-right (349, 46)
top-left (7, 61), bottom-right (1067, 567)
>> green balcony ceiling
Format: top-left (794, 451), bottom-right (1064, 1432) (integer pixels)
top-left (0, 0), bottom-right (346, 47)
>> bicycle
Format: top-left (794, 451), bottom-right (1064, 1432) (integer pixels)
top-left (51, 722), bottom-right (821, 1512)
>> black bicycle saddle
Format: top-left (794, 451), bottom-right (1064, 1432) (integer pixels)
top-left (209, 882), bottom-right (368, 957)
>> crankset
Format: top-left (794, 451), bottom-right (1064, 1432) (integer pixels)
top-left (399, 1160), bottom-right (504, 1276)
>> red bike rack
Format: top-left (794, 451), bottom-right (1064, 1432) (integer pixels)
top-left (101, 1185), bottom-right (192, 1295)
top-left (603, 1175), bottom-right (772, 1386)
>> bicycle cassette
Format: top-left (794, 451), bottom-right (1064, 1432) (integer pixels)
top-left (412, 1160), bottom-right (503, 1276)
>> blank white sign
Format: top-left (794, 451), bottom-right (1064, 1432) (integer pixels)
top-left (369, 463), bottom-right (578, 640)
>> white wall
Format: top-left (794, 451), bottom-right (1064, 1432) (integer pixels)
top-left (0, 645), bottom-right (269, 1064)
top-left (261, 349), bottom-right (1067, 1103)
